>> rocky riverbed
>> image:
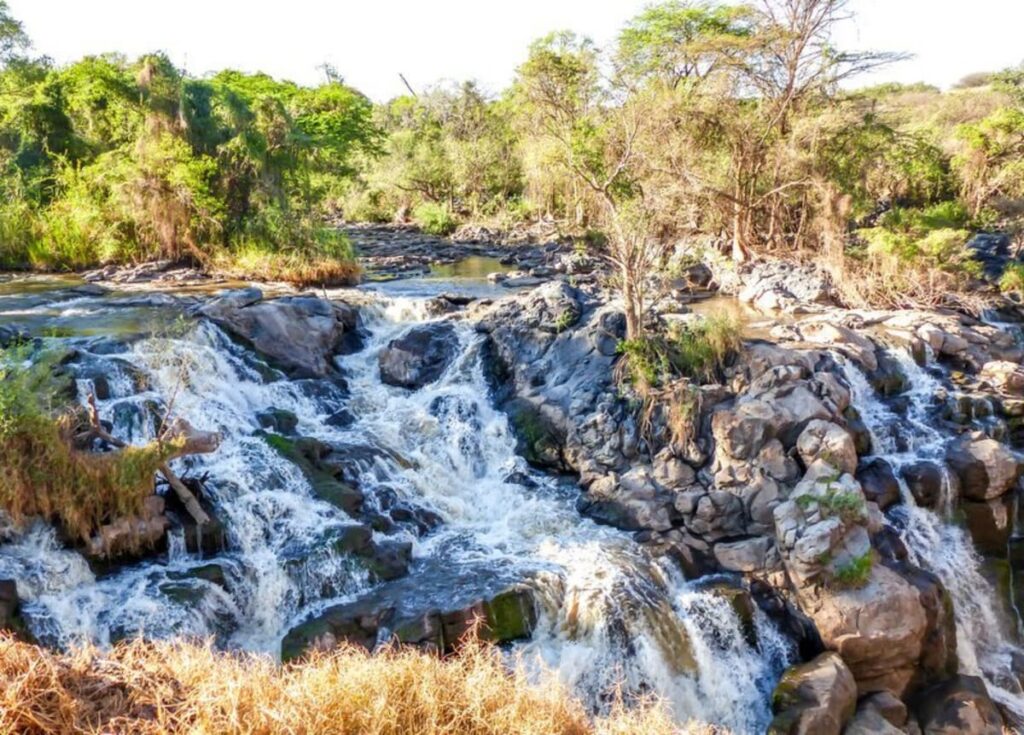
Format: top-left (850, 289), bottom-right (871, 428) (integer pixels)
top-left (3, 237), bottom-right (1024, 734)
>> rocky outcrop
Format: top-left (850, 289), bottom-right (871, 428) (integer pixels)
top-left (911, 675), bottom-right (1005, 734)
top-left (379, 322), bottom-right (460, 389)
top-left (281, 575), bottom-right (537, 661)
top-left (200, 289), bottom-right (361, 378)
top-left (0, 580), bottom-right (32, 641)
top-left (769, 652), bottom-right (857, 734)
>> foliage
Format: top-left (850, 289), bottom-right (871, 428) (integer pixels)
top-left (0, 347), bottom-right (176, 542)
top-left (412, 201), bottom-right (457, 236)
top-left (0, 632), bottom-right (714, 735)
top-left (832, 552), bottom-right (874, 589)
top-left (0, 29), bottom-right (378, 281)
top-left (618, 314), bottom-right (742, 389)
top-left (1000, 262), bottom-right (1024, 295)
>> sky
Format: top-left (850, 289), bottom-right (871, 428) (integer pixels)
top-left (7, 0), bottom-right (1024, 100)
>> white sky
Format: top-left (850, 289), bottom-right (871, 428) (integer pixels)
top-left (7, 0), bottom-right (1024, 100)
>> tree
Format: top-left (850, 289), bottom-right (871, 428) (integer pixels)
top-left (0, 1), bottom-right (28, 68)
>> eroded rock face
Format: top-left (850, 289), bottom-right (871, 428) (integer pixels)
top-left (201, 290), bottom-right (361, 377)
top-left (911, 675), bottom-right (1005, 735)
top-left (769, 651), bottom-right (857, 735)
top-left (379, 322), bottom-right (460, 389)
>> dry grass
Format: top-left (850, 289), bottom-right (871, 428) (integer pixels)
top-left (0, 634), bottom-right (718, 735)
top-left (211, 241), bottom-right (362, 288)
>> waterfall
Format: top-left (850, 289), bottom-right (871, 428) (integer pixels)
top-left (0, 287), bottom-right (790, 733)
top-left (842, 351), bottom-right (1024, 717)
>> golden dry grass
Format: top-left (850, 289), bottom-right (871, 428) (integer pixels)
top-left (210, 244), bottom-right (362, 289)
top-left (0, 634), bottom-right (720, 735)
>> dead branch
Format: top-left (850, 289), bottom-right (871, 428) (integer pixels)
top-left (85, 393), bottom-right (217, 525)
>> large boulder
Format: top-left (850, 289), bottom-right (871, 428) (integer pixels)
top-left (911, 675), bottom-right (1005, 734)
top-left (201, 290), bottom-right (361, 377)
top-left (945, 436), bottom-right (1020, 501)
top-left (769, 652), bottom-right (857, 734)
top-left (799, 563), bottom-right (928, 695)
top-left (379, 322), bottom-right (460, 389)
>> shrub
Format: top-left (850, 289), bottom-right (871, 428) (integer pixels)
top-left (832, 551), bottom-right (874, 589)
top-left (413, 201), bottom-right (458, 236)
top-left (1001, 262), bottom-right (1024, 295)
top-left (214, 227), bottom-right (361, 288)
top-left (617, 314), bottom-right (743, 390)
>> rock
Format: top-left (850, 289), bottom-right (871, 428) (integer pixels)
top-left (980, 360), bottom-right (1024, 395)
top-left (769, 652), bottom-right (857, 735)
top-left (758, 439), bottom-right (800, 483)
top-left (577, 469), bottom-right (674, 532)
top-left (858, 690), bottom-right (908, 729)
top-left (946, 436), bottom-right (1019, 501)
top-left (201, 292), bottom-right (361, 378)
top-left (795, 420), bottom-right (858, 475)
top-left (714, 536), bottom-right (772, 572)
top-left (961, 496), bottom-right (1014, 556)
top-left (911, 675), bottom-right (1005, 735)
top-left (379, 322), bottom-right (460, 389)
top-left (856, 458), bottom-right (901, 510)
top-left (800, 563), bottom-right (928, 695)
top-left (0, 580), bottom-right (31, 640)
top-left (282, 581), bottom-right (537, 661)
top-left (260, 433), bottom-right (363, 515)
top-left (887, 561), bottom-right (958, 687)
top-left (714, 384), bottom-right (832, 462)
top-left (901, 461), bottom-right (946, 509)
top-left (844, 706), bottom-right (903, 734)
top-left (256, 408), bottom-right (299, 435)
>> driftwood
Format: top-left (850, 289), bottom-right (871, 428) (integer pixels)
top-left (85, 393), bottom-right (219, 525)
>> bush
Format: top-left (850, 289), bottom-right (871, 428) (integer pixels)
top-left (413, 202), bottom-right (458, 236)
top-left (1000, 262), bottom-right (1024, 295)
top-left (213, 228), bottom-right (361, 288)
top-left (832, 551), bottom-right (874, 589)
top-left (617, 314), bottom-right (743, 389)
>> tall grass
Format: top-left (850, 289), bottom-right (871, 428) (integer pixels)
top-left (0, 350), bottom-right (174, 542)
top-left (0, 634), bottom-right (715, 735)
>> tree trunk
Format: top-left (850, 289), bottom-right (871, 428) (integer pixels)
top-left (622, 260), bottom-right (642, 341)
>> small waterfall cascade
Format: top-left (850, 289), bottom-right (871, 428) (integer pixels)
top-left (842, 349), bottom-right (1024, 718)
top-left (0, 285), bottom-right (791, 733)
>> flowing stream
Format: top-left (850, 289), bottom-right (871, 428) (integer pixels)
top-left (842, 349), bottom-right (1024, 719)
top-left (0, 280), bottom-right (790, 733)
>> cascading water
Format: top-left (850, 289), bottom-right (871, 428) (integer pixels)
top-left (0, 281), bottom-right (790, 733)
top-left (842, 348), bottom-right (1024, 718)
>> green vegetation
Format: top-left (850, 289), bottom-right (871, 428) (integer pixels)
top-left (832, 551), bottom-right (874, 589)
top-left (0, 347), bottom-right (175, 542)
top-left (618, 315), bottom-right (742, 389)
top-left (0, 2), bottom-right (374, 285)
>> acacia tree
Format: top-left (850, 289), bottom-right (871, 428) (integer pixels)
top-left (515, 32), bottom-right (669, 341)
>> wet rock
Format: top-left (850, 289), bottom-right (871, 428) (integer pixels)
top-left (167, 563), bottom-right (228, 589)
top-left (842, 406), bottom-right (872, 457)
top-left (259, 432), bottom-right (363, 516)
top-left (946, 436), bottom-right (1020, 501)
top-left (901, 461), bottom-right (946, 509)
top-left (911, 675), bottom-right (1005, 734)
top-left (885, 561), bottom-right (958, 688)
top-left (84, 495), bottom-right (169, 561)
top-left (365, 539), bottom-right (413, 581)
top-left (769, 652), bottom-right (856, 735)
top-left (868, 350), bottom-right (908, 396)
top-left (201, 291), bottom-right (361, 378)
top-left (281, 580), bottom-right (537, 661)
top-left (961, 495), bottom-right (1014, 556)
top-left (0, 580), bottom-right (32, 640)
top-left (856, 458), bottom-right (901, 510)
top-left (379, 322), bottom-right (460, 389)
top-left (256, 408), bottom-right (299, 435)
top-left (795, 420), bottom-right (858, 475)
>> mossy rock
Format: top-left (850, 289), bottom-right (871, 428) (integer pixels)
top-left (256, 408), bottom-right (299, 435)
top-left (259, 431), bottom-right (363, 515)
top-left (505, 399), bottom-right (567, 471)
